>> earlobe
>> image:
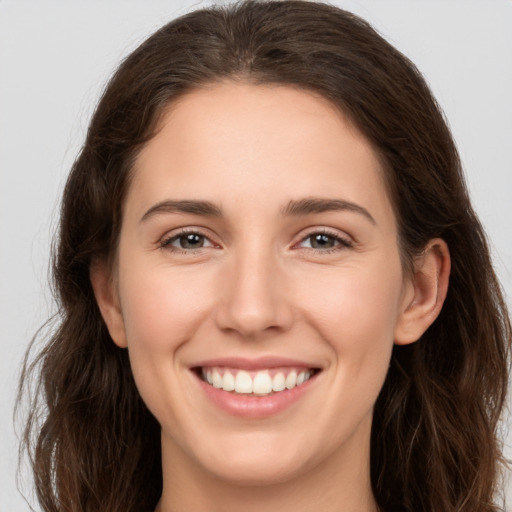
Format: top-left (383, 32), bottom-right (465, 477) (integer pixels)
top-left (394, 238), bottom-right (450, 346)
top-left (90, 261), bottom-right (128, 348)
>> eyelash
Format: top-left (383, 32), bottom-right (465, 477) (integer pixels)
top-left (159, 228), bottom-right (353, 254)
top-left (160, 228), bottom-right (216, 254)
top-left (295, 228), bottom-right (353, 253)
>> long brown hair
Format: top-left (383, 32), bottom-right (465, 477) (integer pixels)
top-left (18, 1), bottom-right (511, 511)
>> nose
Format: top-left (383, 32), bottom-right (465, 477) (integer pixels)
top-left (214, 245), bottom-right (294, 339)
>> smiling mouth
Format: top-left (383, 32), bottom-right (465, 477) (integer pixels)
top-left (195, 366), bottom-right (320, 396)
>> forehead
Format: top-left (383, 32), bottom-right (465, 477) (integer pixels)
top-left (128, 82), bottom-right (394, 225)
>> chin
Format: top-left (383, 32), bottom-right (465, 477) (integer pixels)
top-left (195, 433), bottom-right (318, 487)
top-left (207, 456), bottom-right (309, 487)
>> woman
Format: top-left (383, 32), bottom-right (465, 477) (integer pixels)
top-left (19, 1), bottom-right (511, 511)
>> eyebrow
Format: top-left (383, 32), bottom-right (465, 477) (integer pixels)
top-left (140, 200), bottom-right (223, 222)
top-left (140, 197), bottom-right (376, 225)
top-left (282, 197), bottom-right (376, 224)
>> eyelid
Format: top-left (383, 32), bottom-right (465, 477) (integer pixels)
top-left (159, 226), bottom-right (220, 251)
top-left (292, 227), bottom-right (354, 251)
top-left (158, 225), bottom-right (353, 253)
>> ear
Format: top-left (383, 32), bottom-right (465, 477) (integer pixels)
top-left (394, 238), bottom-right (450, 345)
top-left (90, 261), bottom-right (128, 348)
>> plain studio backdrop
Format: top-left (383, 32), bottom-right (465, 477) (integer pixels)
top-left (1, 0), bottom-right (511, 510)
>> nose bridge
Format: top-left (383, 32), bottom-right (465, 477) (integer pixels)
top-left (215, 239), bottom-right (291, 337)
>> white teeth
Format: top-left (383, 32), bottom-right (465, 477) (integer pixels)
top-left (201, 367), bottom-right (314, 395)
top-left (272, 372), bottom-right (286, 392)
top-left (252, 372), bottom-right (273, 394)
top-left (222, 371), bottom-right (235, 391)
top-left (212, 369), bottom-right (223, 388)
top-left (234, 370), bottom-right (253, 394)
top-left (285, 370), bottom-right (297, 389)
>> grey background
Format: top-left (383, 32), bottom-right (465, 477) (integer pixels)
top-left (1, 1), bottom-right (511, 510)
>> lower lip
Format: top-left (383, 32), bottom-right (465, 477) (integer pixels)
top-left (193, 371), bottom-right (319, 419)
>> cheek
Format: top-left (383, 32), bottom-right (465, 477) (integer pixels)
top-left (300, 258), bottom-right (403, 395)
top-left (116, 262), bottom-right (217, 422)
top-left (304, 261), bottom-right (403, 343)
top-left (119, 263), bottom-right (213, 353)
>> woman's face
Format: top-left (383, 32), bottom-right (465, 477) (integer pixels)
top-left (103, 83), bottom-right (417, 486)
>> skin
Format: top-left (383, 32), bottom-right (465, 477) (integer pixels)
top-left (92, 82), bottom-right (450, 512)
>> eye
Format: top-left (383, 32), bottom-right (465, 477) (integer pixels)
top-left (161, 231), bottom-right (215, 251)
top-left (297, 231), bottom-right (352, 251)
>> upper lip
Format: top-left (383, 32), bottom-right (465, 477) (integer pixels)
top-left (191, 356), bottom-right (321, 371)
